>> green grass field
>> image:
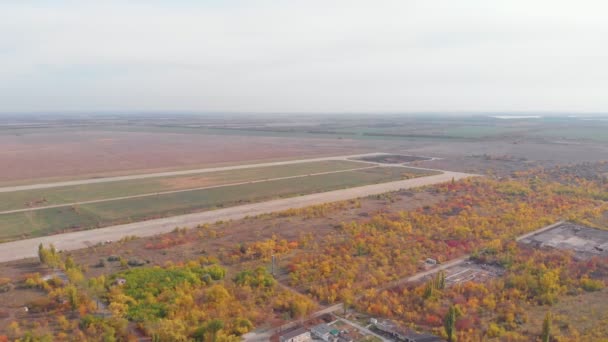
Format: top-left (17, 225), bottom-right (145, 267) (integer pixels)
top-left (535, 127), bottom-right (608, 142)
top-left (0, 167), bottom-right (434, 241)
top-left (0, 160), bottom-right (370, 212)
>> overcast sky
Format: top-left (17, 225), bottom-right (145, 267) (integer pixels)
top-left (1, 1), bottom-right (607, 113)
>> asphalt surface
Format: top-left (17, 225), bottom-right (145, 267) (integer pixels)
top-left (0, 170), bottom-right (473, 262)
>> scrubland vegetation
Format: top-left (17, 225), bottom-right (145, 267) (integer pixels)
top-left (360, 247), bottom-right (608, 341)
top-left (287, 168), bottom-right (607, 302)
top-left (1, 245), bottom-right (316, 341)
top-left (1, 162), bottom-right (608, 341)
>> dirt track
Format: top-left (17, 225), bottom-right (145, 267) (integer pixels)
top-left (0, 170), bottom-right (474, 262)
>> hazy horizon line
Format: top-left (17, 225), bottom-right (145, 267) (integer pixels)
top-left (1, 111), bottom-right (607, 117)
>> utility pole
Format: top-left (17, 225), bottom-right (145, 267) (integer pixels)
top-left (271, 254), bottom-right (276, 276)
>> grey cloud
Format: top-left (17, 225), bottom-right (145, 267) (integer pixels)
top-left (0, 0), bottom-right (607, 112)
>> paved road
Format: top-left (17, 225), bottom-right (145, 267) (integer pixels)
top-left (375, 255), bottom-right (470, 293)
top-left (0, 152), bottom-right (388, 193)
top-left (0, 170), bottom-right (474, 262)
top-left (0, 165), bottom-right (377, 215)
top-left (516, 220), bottom-right (565, 242)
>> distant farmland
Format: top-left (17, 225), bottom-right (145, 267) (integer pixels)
top-left (0, 166), bottom-right (433, 242)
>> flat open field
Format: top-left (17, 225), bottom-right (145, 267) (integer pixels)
top-left (0, 129), bottom-right (369, 185)
top-left (519, 288), bottom-right (608, 339)
top-left (0, 160), bottom-right (369, 212)
top-left (0, 166), bottom-right (429, 242)
top-left (3, 115), bottom-right (608, 187)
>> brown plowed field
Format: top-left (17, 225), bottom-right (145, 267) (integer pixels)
top-left (0, 130), bottom-right (365, 185)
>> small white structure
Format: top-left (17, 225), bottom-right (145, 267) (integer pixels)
top-left (279, 327), bottom-right (312, 342)
top-left (310, 323), bottom-right (332, 341)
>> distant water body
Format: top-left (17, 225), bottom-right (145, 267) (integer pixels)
top-left (491, 116), bottom-right (542, 119)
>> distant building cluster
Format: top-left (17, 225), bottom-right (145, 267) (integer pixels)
top-left (278, 320), bottom-right (444, 342)
top-left (370, 319), bottom-right (445, 342)
top-left (519, 222), bottom-right (608, 260)
top-left (279, 327), bottom-right (311, 342)
top-left (279, 323), bottom-right (350, 342)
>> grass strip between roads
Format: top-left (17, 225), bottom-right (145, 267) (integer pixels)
top-left (0, 166), bottom-right (433, 242)
top-left (0, 160), bottom-right (370, 212)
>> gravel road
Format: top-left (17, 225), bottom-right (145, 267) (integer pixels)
top-left (0, 170), bottom-right (474, 262)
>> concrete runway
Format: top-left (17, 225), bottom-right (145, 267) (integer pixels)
top-left (0, 170), bottom-right (474, 262)
top-left (0, 152), bottom-right (389, 193)
top-left (0, 165), bottom-right (377, 215)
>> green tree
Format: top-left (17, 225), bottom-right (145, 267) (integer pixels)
top-left (423, 281), bottom-right (434, 300)
top-left (205, 319), bottom-right (224, 342)
top-left (193, 319), bottom-right (225, 341)
top-left (444, 305), bottom-right (457, 342)
top-left (192, 326), bottom-right (206, 342)
top-left (103, 325), bottom-right (117, 342)
top-left (436, 271), bottom-right (446, 290)
top-left (38, 243), bottom-right (47, 264)
top-left (541, 311), bottom-right (552, 342)
top-left (65, 255), bottom-right (76, 270)
top-left (233, 317), bottom-right (253, 335)
top-left (66, 285), bottom-right (80, 312)
top-left (204, 264), bottom-right (226, 281)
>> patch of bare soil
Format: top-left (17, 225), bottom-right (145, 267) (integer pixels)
top-left (158, 175), bottom-right (215, 190)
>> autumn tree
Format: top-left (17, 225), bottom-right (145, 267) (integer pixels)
top-left (38, 243), bottom-right (61, 268)
top-left (7, 321), bottom-right (20, 338)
